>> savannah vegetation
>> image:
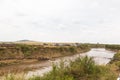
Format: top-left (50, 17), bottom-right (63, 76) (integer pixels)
top-left (105, 44), bottom-right (120, 51)
top-left (0, 43), bottom-right (90, 76)
top-left (4, 56), bottom-right (117, 80)
top-left (1, 43), bottom-right (120, 80)
top-left (0, 43), bottom-right (90, 60)
top-left (105, 44), bottom-right (120, 77)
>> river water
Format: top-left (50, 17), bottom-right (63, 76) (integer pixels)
top-left (25, 48), bottom-right (115, 78)
top-left (80, 48), bottom-right (115, 65)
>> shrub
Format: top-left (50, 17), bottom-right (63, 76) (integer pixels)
top-left (17, 45), bottom-right (33, 57)
top-left (29, 56), bottom-right (116, 80)
top-left (113, 52), bottom-right (120, 61)
top-left (105, 45), bottom-right (120, 50)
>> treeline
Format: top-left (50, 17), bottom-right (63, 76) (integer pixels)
top-left (0, 44), bottom-right (90, 60)
top-left (88, 43), bottom-right (105, 48)
top-left (105, 44), bottom-right (120, 51)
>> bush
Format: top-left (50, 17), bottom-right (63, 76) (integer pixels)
top-left (105, 45), bottom-right (120, 50)
top-left (110, 52), bottom-right (120, 71)
top-left (17, 45), bottom-right (33, 57)
top-left (29, 56), bottom-right (116, 80)
top-left (113, 52), bottom-right (120, 61)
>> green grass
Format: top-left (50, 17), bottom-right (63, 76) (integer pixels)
top-left (4, 74), bottom-right (25, 80)
top-left (3, 56), bottom-right (117, 80)
top-left (28, 56), bottom-right (116, 80)
top-left (109, 51), bottom-right (120, 72)
top-left (111, 52), bottom-right (120, 63)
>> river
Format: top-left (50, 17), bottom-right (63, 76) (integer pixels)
top-left (25, 48), bottom-right (115, 78)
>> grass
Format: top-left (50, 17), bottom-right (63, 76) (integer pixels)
top-left (0, 44), bottom-right (90, 60)
top-left (3, 74), bottom-right (25, 80)
top-left (109, 51), bottom-right (120, 74)
top-left (28, 56), bottom-right (117, 80)
top-left (3, 56), bottom-right (117, 80)
top-left (105, 44), bottom-right (120, 74)
top-left (2, 44), bottom-right (118, 80)
top-left (0, 44), bottom-right (90, 77)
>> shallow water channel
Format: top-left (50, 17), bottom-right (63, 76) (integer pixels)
top-left (25, 48), bottom-right (115, 78)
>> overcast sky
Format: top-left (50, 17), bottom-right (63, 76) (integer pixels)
top-left (0, 0), bottom-right (120, 44)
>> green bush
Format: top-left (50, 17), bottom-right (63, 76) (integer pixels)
top-left (17, 44), bottom-right (33, 57)
top-left (3, 56), bottom-right (116, 80)
top-left (113, 52), bottom-right (120, 61)
top-left (110, 52), bottom-right (120, 71)
top-left (105, 45), bottom-right (120, 50)
top-left (29, 56), bottom-right (116, 80)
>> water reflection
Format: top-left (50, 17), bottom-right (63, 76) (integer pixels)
top-left (80, 48), bottom-right (115, 65)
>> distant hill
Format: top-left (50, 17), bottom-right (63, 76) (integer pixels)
top-left (15, 40), bottom-right (43, 45)
top-left (16, 40), bottom-right (34, 42)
